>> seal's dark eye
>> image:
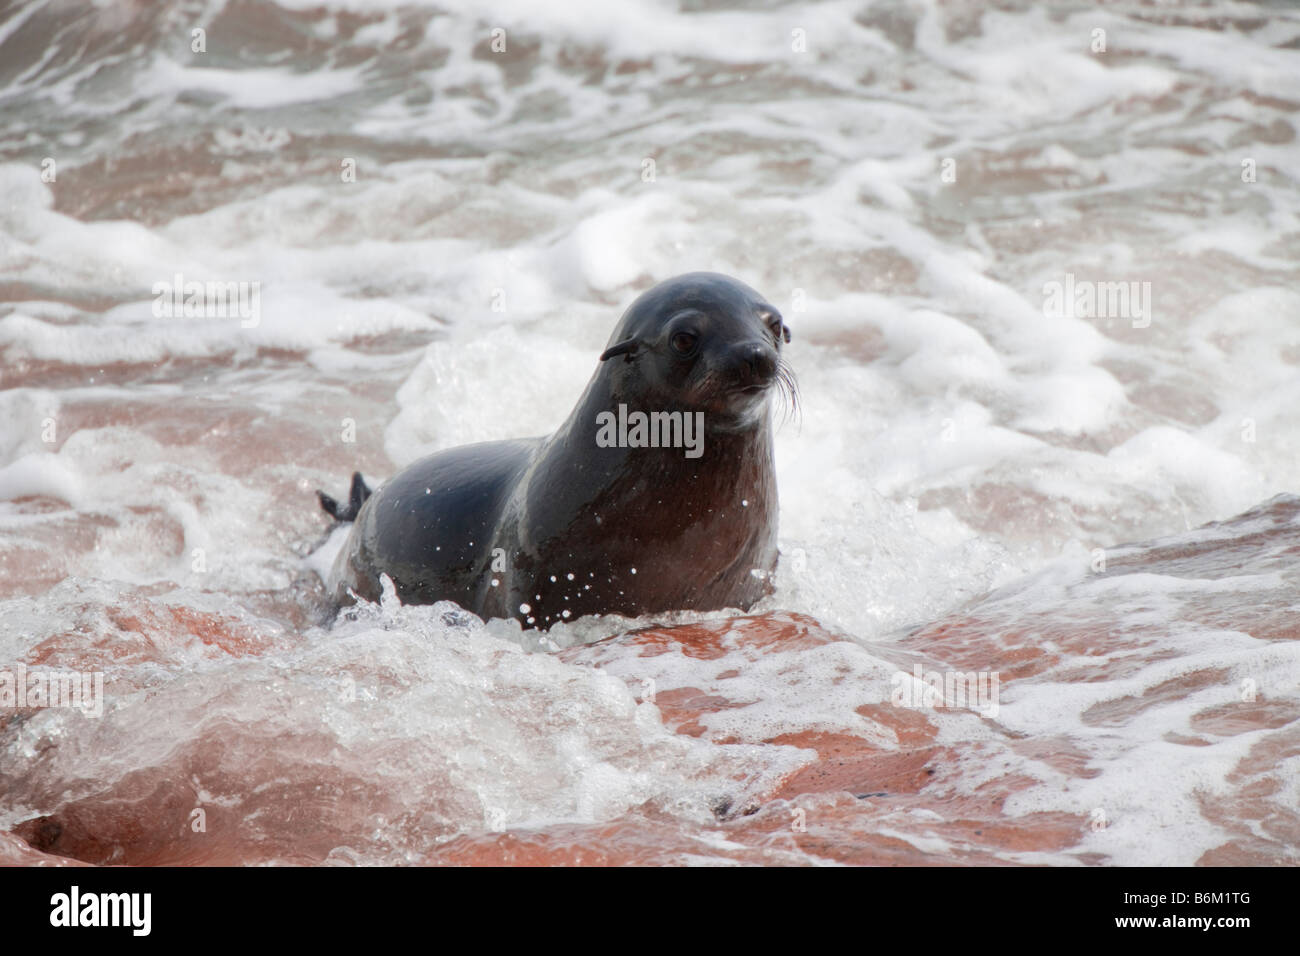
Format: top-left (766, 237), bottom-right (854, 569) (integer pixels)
top-left (761, 310), bottom-right (790, 345)
top-left (671, 331), bottom-right (698, 354)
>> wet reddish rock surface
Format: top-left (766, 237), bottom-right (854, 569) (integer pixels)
top-left (5, 497), bottom-right (1300, 866)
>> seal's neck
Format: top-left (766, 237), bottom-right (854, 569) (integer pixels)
top-left (523, 378), bottom-right (776, 545)
top-left (550, 378), bottom-right (773, 471)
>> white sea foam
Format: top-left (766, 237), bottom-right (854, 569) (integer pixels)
top-left (2, 0), bottom-right (1298, 865)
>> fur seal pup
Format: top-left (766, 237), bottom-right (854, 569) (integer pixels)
top-left (320, 272), bottom-right (795, 628)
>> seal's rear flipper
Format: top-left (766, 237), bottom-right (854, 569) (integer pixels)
top-left (318, 471), bottom-right (372, 522)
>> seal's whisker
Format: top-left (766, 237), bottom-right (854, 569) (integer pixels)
top-left (696, 367), bottom-right (724, 401)
top-left (775, 359), bottom-right (801, 430)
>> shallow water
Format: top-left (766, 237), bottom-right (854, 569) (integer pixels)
top-left (1, 0), bottom-right (1298, 865)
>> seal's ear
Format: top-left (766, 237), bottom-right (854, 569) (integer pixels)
top-left (600, 339), bottom-right (639, 362)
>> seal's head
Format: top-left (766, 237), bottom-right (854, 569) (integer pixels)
top-left (599, 272), bottom-right (796, 430)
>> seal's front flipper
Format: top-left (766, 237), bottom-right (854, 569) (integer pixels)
top-left (318, 471), bottom-right (372, 522)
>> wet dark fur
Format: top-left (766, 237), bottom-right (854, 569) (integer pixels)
top-left (321, 273), bottom-right (794, 628)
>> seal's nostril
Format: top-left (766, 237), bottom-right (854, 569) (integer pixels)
top-left (735, 342), bottom-right (777, 385)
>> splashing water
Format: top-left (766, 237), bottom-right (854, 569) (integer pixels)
top-left (1, 0), bottom-right (1298, 865)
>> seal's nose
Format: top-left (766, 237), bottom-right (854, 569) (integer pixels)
top-left (730, 341), bottom-right (778, 389)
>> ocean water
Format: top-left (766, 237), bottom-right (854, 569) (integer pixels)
top-left (1, 0), bottom-right (1298, 865)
